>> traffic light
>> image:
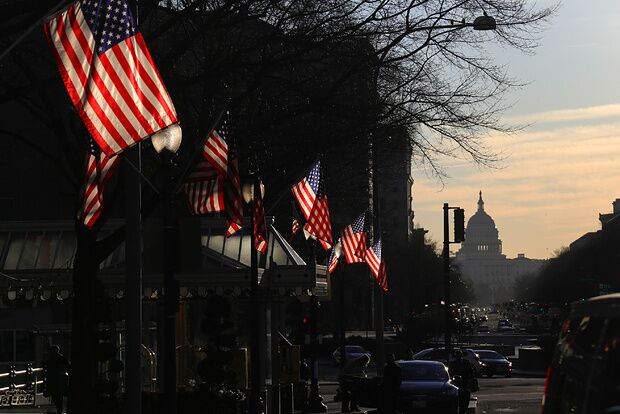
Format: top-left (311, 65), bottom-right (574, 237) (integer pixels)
top-left (454, 208), bottom-right (465, 242)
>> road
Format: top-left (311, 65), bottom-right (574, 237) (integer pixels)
top-left (315, 377), bottom-right (544, 413)
top-left (475, 377), bottom-right (544, 414)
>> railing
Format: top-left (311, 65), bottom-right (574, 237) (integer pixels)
top-left (0, 363), bottom-right (46, 407)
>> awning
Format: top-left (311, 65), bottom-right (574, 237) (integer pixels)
top-left (0, 218), bottom-right (328, 300)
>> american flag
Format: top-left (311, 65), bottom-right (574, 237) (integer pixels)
top-left (253, 184), bottom-right (268, 253)
top-left (290, 219), bottom-right (301, 240)
top-left (44, 0), bottom-right (177, 156)
top-left (224, 156), bottom-right (243, 236)
top-left (183, 161), bottom-right (225, 214)
top-left (202, 116), bottom-right (229, 176)
top-left (366, 239), bottom-right (387, 291)
top-left (327, 241), bottom-right (341, 274)
top-left (341, 211), bottom-right (367, 264)
top-left (291, 160), bottom-right (321, 220)
top-left (366, 238), bottom-right (382, 277)
top-left (303, 166), bottom-right (333, 250)
top-left (78, 137), bottom-right (120, 227)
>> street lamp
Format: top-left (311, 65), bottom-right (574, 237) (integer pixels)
top-left (151, 123), bottom-right (183, 154)
top-left (473, 12), bottom-right (497, 31)
top-left (153, 123), bottom-right (182, 414)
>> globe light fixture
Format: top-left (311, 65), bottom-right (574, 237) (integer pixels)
top-left (241, 180), bottom-right (266, 204)
top-left (151, 123), bottom-right (183, 154)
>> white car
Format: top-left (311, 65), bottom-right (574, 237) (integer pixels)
top-left (332, 345), bottom-right (372, 364)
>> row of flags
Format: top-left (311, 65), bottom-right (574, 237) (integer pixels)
top-left (291, 162), bottom-right (388, 291)
top-left (43, 0), bottom-right (386, 290)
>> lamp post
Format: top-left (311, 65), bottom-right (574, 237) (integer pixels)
top-left (152, 124), bottom-right (183, 414)
top-left (242, 178), bottom-right (264, 414)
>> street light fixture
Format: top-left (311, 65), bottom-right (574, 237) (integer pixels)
top-left (473, 12), bottom-right (497, 31)
top-left (151, 123), bottom-right (183, 154)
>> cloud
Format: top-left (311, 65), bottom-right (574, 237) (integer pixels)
top-left (505, 103), bottom-right (620, 125)
top-left (412, 118), bottom-right (620, 259)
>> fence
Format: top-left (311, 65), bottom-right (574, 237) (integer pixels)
top-left (0, 363), bottom-right (46, 407)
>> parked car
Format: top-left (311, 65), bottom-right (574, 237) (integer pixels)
top-left (332, 345), bottom-right (372, 365)
top-left (475, 350), bottom-right (512, 377)
top-left (397, 360), bottom-right (459, 413)
top-left (476, 325), bottom-right (490, 333)
top-left (498, 325), bottom-right (515, 333)
top-left (413, 347), bottom-right (485, 376)
top-left (542, 293), bottom-right (620, 414)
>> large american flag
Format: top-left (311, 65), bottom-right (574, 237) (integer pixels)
top-left (341, 211), bottom-right (367, 264)
top-left (183, 161), bottom-right (224, 214)
top-left (78, 137), bottom-right (120, 227)
top-left (253, 185), bottom-right (268, 253)
top-left (202, 116), bottom-right (229, 176)
top-left (44, 0), bottom-right (177, 156)
top-left (291, 160), bottom-right (321, 220)
top-left (303, 166), bottom-right (333, 250)
top-left (224, 156), bottom-right (243, 236)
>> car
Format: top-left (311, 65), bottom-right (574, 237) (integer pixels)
top-left (476, 325), bottom-right (490, 333)
top-left (475, 350), bottom-right (512, 377)
top-left (332, 345), bottom-right (372, 365)
top-left (413, 347), bottom-right (485, 376)
top-left (397, 360), bottom-right (459, 413)
top-left (498, 325), bottom-right (515, 333)
top-left (542, 293), bottom-right (620, 414)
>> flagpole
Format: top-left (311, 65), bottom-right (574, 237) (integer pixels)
top-left (249, 177), bottom-right (262, 414)
top-left (370, 134), bottom-right (385, 377)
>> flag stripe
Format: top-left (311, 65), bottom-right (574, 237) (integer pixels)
top-left (291, 181), bottom-right (315, 220)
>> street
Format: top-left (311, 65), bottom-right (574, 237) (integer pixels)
top-left (315, 377), bottom-right (544, 414)
top-left (475, 377), bottom-right (544, 414)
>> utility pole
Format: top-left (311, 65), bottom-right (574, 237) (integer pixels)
top-left (443, 203), bottom-right (451, 357)
top-left (443, 204), bottom-right (465, 361)
top-left (369, 133), bottom-right (384, 376)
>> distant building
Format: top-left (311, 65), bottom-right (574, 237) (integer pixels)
top-left (455, 192), bottom-right (545, 304)
top-left (599, 198), bottom-right (620, 229)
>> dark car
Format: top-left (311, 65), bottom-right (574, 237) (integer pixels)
top-left (413, 347), bottom-right (485, 376)
top-left (332, 345), bottom-right (372, 365)
top-left (542, 293), bottom-right (620, 414)
top-left (397, 360), bottom-right (458, 413)
top-left (475, 350), bottom-right (512, 377)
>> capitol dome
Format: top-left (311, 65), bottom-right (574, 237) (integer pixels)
top-left (457, 191), bottom-right (503, 257)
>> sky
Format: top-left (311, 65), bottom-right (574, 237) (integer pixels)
top-left (412, 1), bottom-right (620, 259)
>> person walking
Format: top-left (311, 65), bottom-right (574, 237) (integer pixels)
top-left (449, 349), bottom-right (475, 414)
top-left (378, 354), bottom-right (402, 413)
top-left (338, 354), bottom-right (369, 412)
top-left (43, 345), bottom-right (71, 414)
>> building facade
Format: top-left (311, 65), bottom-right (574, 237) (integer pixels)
top-left (455, 192), bottom-right (545, 304)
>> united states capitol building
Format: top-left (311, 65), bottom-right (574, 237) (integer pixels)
top-left (455, 192), bottom-right (546, 304)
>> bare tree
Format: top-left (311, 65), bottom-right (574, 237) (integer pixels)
top-left (0, 0), bottom-right (556, 411)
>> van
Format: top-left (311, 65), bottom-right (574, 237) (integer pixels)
top-left (542, 293), bottom-right (620, 413)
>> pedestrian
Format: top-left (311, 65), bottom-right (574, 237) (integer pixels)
top-left (43, 345), bottom-right (70, 414)
top-left (449, 349), bottom-right (475, 414)
top-left (378, 354), bottom-right (402, 413)
top-left (338, 354), bottom-right (369, 412)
